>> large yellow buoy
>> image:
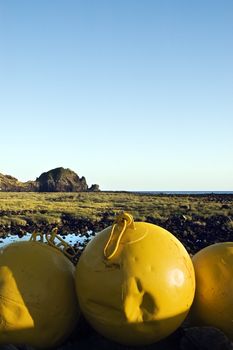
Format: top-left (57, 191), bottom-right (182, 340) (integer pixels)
top-left (75, 212), bottom-right (195, 345)
top-left (189, 242), bottom-right (233, 339)
top-left (0, 237), bottom-right (80, 348)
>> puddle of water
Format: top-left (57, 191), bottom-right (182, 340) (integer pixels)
top-left (0, 231), bottom-right (95, 249)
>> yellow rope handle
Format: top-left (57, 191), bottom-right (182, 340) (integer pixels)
top-left (30, 231), bottom-right (44, 242)
top-left (103, 212), bottom-right (135, 260)
top-left (46, 228), bottom-right (79, 260)
top-left (30, 228), bottom-right (80, 263)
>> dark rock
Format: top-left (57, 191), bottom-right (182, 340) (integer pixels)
top-left (222, 204), bottom-right (230, 209)
top-left (57, 322), bottom-right (182, 350)
top-left (36, 167), bottom-right (88, 192)
top-left (0, 346), bottom-right (20, 350)
top-left (88, 184), bottom-right (100, 192)
top-left (180, 205), bottom-right (191, 210)
top-left (180, 327), bottom-right (233, 350)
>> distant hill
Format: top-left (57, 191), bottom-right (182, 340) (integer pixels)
top-left (0, 167), bottom-right (100, 192)
top-left (0, 173), bottom-right (37, 192)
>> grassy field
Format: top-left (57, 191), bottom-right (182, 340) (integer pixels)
top-left (0, 191), bottom-right (232, 229)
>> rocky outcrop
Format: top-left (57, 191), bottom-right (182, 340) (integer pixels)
top-left (88, 184), bottom-right (100, 192)
top-left (0, 168), bottom-right (100, 192)
top-left (36, 167), bottom-right (88, 192)
top-left (0, 174), bottom-right (38, 192)
top-left (0, 174), bottom-right (19, 191)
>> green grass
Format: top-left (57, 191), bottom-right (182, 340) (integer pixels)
top-left (0, 192), bottom-right (232, 229)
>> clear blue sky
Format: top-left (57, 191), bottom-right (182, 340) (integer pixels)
top-left (0, 0), bottom-right (232, 190)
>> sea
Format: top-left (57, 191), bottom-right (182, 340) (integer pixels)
top-left (135, 191), bottom-right (233, 195)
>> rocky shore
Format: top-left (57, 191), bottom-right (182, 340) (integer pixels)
top-left (1, 210), bottom-right (233, 257)
top-left (0, 194), bottom-right (233, 349)
top-left (1, 324), bottom-right (232, 350)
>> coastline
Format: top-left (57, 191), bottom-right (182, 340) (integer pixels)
top-left (0, 192), bottom-right (233, 349)
top-left (0, 192), bottom-right (232, 255)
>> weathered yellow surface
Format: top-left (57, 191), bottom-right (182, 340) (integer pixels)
top-left (75, 214), bottom-right (195, 345)
top-left (0, 241), bottom-right (80, 348)
top-left (190, 242), bottom-right (233, 339)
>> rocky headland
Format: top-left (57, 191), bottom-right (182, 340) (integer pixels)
top-left (0, 167), bottom-right (100, 192)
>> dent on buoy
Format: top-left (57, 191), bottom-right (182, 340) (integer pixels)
top-left (75, 212), bottom-right (195, 346)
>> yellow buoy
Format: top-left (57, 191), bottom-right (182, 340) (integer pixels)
top-left (189, 242), bottom-right (233, 339)
top-left (75, 212), bottom-right (195, 346)
top-left (0, 238), bottom-right (80, 348)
